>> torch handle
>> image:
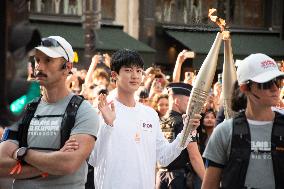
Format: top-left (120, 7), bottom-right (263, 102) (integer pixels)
top-left (179, 32), bottom-right (222, 147)
top-left (180, 88), bottom-right (208, 147)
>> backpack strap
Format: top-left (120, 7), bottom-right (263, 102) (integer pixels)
top-left (60, 95), bottom-right (84, 148)
top-left (18, 97), bottom-right (41, 147)
top-left (221, 111), bottom-right (251, 189)
top-left (271, 111), bottom-right (284, 150)
top-left (271, 111), bottom-right (284, 188)
top-left (231, 111), bottom-right (251, 155)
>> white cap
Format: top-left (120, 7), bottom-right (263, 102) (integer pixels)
top-left (237, 53), bottom-right (284, 84)
top-left (35, 36), bottom-right (74, 63)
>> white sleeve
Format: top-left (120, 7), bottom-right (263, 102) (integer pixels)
top-left (88, 121), bottom-right (113, 167)
top-left (155, 118), bottom-right (187, 167)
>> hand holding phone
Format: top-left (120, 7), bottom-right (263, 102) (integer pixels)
top-left (183, 51), bottom-right (195, 58)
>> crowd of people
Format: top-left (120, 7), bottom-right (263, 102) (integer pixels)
top-left (0, 35), bottom-right (284, 189)
top-left (64, 49), bottom-right (224, 116)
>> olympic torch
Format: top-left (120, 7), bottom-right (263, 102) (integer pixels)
top-left (180, 32), bottom-right (223, 147)
top-left (180, 8), bottom-right (227, 147)
top-left (221, 35), bottom-right (237, 119)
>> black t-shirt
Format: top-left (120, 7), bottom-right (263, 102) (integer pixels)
top-left (160, 110), bottom-right (196, 170)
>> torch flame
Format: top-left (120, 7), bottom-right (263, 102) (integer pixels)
top-left (208, 8), bottom-right (226, 32)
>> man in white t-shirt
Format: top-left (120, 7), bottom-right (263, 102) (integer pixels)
top-left (88, 49), bottom-right (201, 189)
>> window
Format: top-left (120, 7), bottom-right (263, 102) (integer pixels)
top-left (229, 0), bottom-right (265, 28)
top-left (271, 0), bottom-right (281, 30)
top-left (29, 0), bottom-right (83, 16)
top-left (102, 0), bottom-right (115, 20)
top-left (155, 0), bottom-right (219, 25)
top-left (155, 0), bottom-right (278, 30)
top-left (29, 0), bottom-right (115, 21)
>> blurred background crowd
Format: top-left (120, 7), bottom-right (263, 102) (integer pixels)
top-left (1, 49), bottom-right (284, 189)
top-left (2, 49), bottom-right (284, 146)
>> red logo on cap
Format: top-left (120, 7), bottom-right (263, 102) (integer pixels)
top-left (261, 60), bottom-right (276, 69)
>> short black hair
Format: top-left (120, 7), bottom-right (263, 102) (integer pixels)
top-left (110, 49), bottom-right (144, 73)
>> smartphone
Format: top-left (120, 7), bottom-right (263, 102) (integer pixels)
top-left (184, 51), bottom-right (195, 58)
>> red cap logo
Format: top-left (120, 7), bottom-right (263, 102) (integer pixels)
top-left (261, 60), bottom-right (276, 69)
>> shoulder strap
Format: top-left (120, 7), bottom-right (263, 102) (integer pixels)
top-left (231, 111), bottom-right (251, 157)
top-left (60, 95), bottom-right (84, 148)
top-left (271, 111), bottom-right (284, 149)
top-left (271, 111), bottom-right (284, 188)
top-left (18, 97), bottom-right (41, 147)
top-left (221, 111), bottom-right (251, 189)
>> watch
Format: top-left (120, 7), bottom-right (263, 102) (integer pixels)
top-left (16, 147), bottom-right (28, 161)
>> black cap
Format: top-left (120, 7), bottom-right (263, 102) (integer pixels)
top-left (167, 82), bottom-right (192, 96)
top-left (138, 89), bottom-right (149, 99)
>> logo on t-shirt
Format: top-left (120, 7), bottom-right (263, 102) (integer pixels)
top-left (142, 122), bottom-right (153, 132)
top-left (29, 118), bottom-right (60, 136)
top-left (251, 141), bottom-right (271, 160)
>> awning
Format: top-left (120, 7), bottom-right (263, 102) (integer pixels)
top-left (31, 22), bottom-right (155, 66)
top-left (166, 30), bottom-right (284, 56)
top-left (166, 29), bottom-right (284, 69)
top-left (95, 27), bottom-right (155, 53)
top-left (166, 30), bottom-right (221, 54)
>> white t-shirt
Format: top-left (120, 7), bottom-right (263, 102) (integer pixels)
top-left (89, 99), bottom-right (186, 189)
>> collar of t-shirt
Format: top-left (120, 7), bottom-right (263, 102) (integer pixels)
top-left (247, 119), bottom-right (273, 125)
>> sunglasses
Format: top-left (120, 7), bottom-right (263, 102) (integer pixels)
top-left (250, 78), bottom-right (282, 90)
top-left (41, 38), bottom-right (69, 62)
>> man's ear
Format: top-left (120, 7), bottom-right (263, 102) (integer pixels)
top-left (173, 96), bottom-right (180, 105)
top-left (239, 84), bottom-right (249, 93)
top-left (65, 62), bottom-right (73, 75)
top-left (67, 62), bottom-right (73, 70)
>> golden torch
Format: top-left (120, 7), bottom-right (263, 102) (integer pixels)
top-left (222, 35), bottom-right (237, 119)
top-left (180, 9), bottom-right (224, 147)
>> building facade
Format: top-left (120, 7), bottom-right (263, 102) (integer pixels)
top-left (28, 0), bottom-right (155, 68)
top-left (28, 0), bottom-right (284, 77)
top-left (149, 0), bottom-right (284, 77)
